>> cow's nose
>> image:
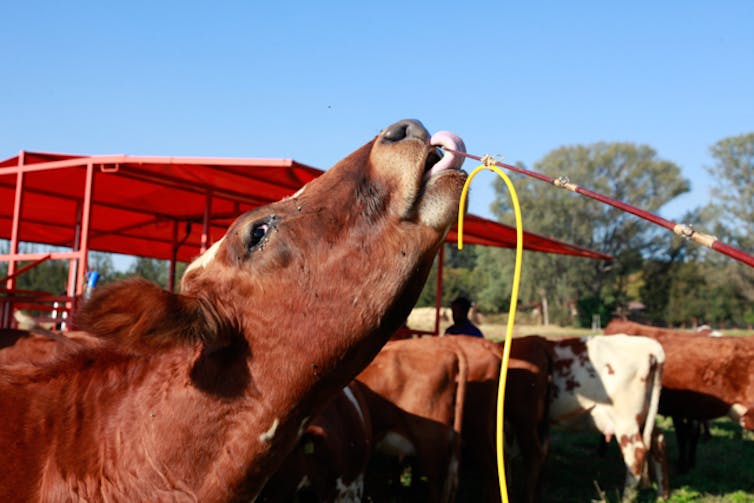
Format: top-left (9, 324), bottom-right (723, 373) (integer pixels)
top-left (381, 119), bottom-right (430, 143)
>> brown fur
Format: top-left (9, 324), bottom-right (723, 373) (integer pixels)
top-left (356, 337), bottom-right (469, 503)
top-left (0, 120), bottom-right (466, 502)
top-left (449, 336), bottom-right (552, 503)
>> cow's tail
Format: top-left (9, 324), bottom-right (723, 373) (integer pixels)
top-left (452, 344), bottom-right (469, 436)
top-left (442, 340), bottom-right (469, 503)
top-left (642, 342), bottom-right (665, 451)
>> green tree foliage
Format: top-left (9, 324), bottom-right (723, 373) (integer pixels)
top-left (472, 246), bottom-right (514, 313)
top-left (638, 209), bottom-right (703, 322)
top-left (15, 256), bottom-right (69, 295)
top-left (128, 257), bottom-right (170, 287)
top-left (490, 143), bottom-right (689, 326)
top-left (0, 240), bottom-right (7, 278)
top-left (706, 132), bottom-right (754, 249)
top-left (444, 244), bottom-right (477, 269)
top-left (704, 132), bottom-right (754, 310)
top-left (416, 244), bottom-right (489, 310)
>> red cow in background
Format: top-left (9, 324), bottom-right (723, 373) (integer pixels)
top-left (356, 337), bottom-right (468, 502)
top-left (451, 335), bottom-right (553, 503)
top-left (604, 319), bottom-right (754, 472)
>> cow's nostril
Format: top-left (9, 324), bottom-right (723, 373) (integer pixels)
top-left (382, 123), bottom-right (409, 143)
top-left (381, 120), bottom-right (428, 143)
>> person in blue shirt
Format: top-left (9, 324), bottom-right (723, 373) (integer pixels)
top-left (444, 296), bottom-right (484, 338)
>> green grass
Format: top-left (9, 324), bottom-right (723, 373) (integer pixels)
top-left (384, 415), bottom-right (753, 502)
top-left (533, 417), bottom-right (754, 502)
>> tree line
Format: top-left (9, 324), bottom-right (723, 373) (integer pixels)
top-left (417, 132), bottom-right (754, 329)
top-left (2, 133), bottom-right (752, 328)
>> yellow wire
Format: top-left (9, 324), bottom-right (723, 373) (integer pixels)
top-left (457, 164), bottom-right (523, 503)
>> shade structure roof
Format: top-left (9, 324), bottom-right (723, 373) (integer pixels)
top-left (0, 151), bottom-right (611, 263)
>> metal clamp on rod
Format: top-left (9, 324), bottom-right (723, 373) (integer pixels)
top-left (553, 176), bottom-right (579, 192)
top-left (673, 223), bottom-right (718, 248)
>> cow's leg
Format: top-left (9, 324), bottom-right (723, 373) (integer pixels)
top-left (688, 419), bottom-right (702, 470)
top-left (649, 430), bottom-right (670, 500)
top-left (415, 435), bottom-right (460, 503)
top-left (515, 423), bottom-right (548, 503)
top-left (616, 428), bottom-right (648, 502)
top-left (672, 416), bottom-right (691, 473)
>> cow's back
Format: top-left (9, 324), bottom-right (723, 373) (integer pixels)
top-left (443, 335), bottom-right (552, 503)
top-left (605, 319), bottom-right (754, 428)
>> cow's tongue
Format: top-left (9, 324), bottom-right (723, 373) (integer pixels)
top-left (428, 131), bottom-right (467, 178)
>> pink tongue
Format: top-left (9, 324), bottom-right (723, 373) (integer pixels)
top-left (429, 131), bottom-right (467, 176)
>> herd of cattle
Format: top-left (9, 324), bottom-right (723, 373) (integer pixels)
top-left (3, 319), bottom-right (752, 502)
top-left (0, 119), bottom-right (752, 502)
top-left (259, 321), bottom-right (754, 502)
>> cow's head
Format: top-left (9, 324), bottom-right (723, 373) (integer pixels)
top-left (181, 119), bottom-right (466, 390)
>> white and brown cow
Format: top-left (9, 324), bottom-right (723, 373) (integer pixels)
top-left (549, 335), bottom-right (668, 500)
top-left (0, 119), bottom-right (467, 502)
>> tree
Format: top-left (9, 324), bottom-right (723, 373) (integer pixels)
top-left (704, 132), bottom-right (754, 305)
top-left (706, 133), bottom-right (754, 248)
top-left (128, 257), bottom-right (170, 287)
top-left (638, 209), bottom-right (704, 323)
top-left (490, 143), bottom-right (689, 326)
top-left (416, 244), bottom-right (484, 310)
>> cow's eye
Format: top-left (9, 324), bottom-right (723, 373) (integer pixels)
top-left (249, 223), bottom-right (270, 249)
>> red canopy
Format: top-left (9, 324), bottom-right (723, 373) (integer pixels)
top-left (0, 151), bottom-right (611, 263)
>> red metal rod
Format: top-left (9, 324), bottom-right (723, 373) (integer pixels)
top-left (0, 254), bottom-right (52, 284)
top-left (447, 149), bottom-right (754, 269)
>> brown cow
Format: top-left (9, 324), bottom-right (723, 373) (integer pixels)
top-left (449, 335), bottom-right (552, 503)
top-left (258, 381), bottom-right (372, 502)
top-left (356, 337), bottom-right (468, 502)
top-left (0, 119), bottom-right (467, 502)
top-left (604, 319), bottom-right (754, 472)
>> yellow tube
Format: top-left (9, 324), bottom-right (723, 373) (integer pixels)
top-left (457, 164), bottom-right (523, 503)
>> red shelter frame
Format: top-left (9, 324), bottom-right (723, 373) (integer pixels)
top-left (0, 150), bottom-right (610, 331)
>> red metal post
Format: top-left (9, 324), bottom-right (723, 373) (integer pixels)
top-left (2, 152), bottom-right (25, 328)
top-left (66, 202), bottom-right (82, 299)
top-left (201, 191), bottom-right (212, 253)
top-left (169, 220), bottom-right (178, 292)
top-left (6, 151), bottom-right (26, 291)
top-left (75, 162), bottom-right (95, 297)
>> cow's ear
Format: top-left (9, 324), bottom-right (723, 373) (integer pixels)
top-left (77, 278), bottom-right (228, 351)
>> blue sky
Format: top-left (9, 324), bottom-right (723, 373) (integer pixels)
top-left (2, 1), bottom-right (753, 222)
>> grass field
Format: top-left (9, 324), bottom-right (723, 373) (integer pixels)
top-left (537, 417), bottom-right (754, 502)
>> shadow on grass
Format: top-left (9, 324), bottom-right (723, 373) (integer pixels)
top-left (451, 417), bottom-right (753, 502)
top-left (534, 418), bottom-right (754, 503)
